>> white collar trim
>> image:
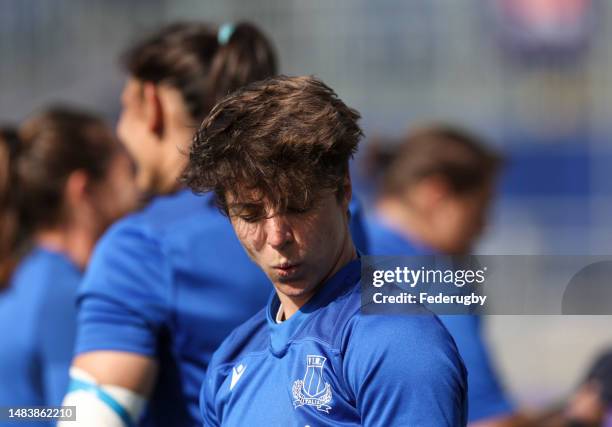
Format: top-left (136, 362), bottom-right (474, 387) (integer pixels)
top-left (275, 304), bottom-right (285, 324)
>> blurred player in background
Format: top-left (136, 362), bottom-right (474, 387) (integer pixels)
top-left (61, 22), bottom-right (278, 427)
top-left (0, 108), bottom-right (137, 426)
top-left (364, 124), bottom-right (605, 427)
top-left (187, 75), bottom-right (467, 426)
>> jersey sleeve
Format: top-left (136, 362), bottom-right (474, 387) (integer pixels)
top-left (342, 314), bottom-right (468, 427)
top-left (200, 355), bottom-right (224, 427)
top-left (74, 221), bottom-right (171, 357)
top-left (36, 266), bottom-right (80, 406)
top-left (439, 315), bottom-right (515, 422)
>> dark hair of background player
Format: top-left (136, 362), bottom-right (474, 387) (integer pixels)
top-left (366, 125), bottom-right (502, 197)
top-left (122, 21), bottom-right (278, 125)
top-left (0, 108), bottom-right (123, 286)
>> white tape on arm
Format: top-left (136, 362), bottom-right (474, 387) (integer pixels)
top-left (58, 367), bottom-right (147, 427)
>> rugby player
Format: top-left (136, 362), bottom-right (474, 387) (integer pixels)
top-left (60, 22), bottom-right (278, 427)
top-left (185, 75), bottom-right (468, 426)
top-left (364, 125), bottom-right (600, 426)
top-left (0, 108), bottom-right (136, 424)
top-left (365, 126), bottom-right (511, 425)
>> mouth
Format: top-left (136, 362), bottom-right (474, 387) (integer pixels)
top-left (272, 262), bottom-right (302, 278)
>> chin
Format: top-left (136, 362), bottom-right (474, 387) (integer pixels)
top-left (274, 279), bottom-right (316, 298)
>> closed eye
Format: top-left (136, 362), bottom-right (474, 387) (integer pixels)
top-left (238, 213), bottom-right (264, 223)
top-left (228, 203), bottom-right (266, 223)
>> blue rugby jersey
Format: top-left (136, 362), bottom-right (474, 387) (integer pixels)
top-left (365, 217), bottom-right (515, 422)
top-left (75, 190), bottom-right (271, 427)
top-left (0, 247), bottom-right (81, 427)
top-left (201, 258), bottom-right (467, 426)
top-left (75, 190), bottom-right (369, 427)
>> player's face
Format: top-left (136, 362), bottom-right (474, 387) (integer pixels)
top-left (227, 189), bottom-right (352, 301)
top-left (436, 181), bottom-right (494, 254)
top-left (116, 78), bottom-right (159, 192)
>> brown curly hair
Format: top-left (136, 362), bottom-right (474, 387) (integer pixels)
top-left (183, 75), bottom-right (363, 218)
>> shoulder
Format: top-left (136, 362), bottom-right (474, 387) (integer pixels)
top-left (80, 208), bottom-right (173, 304)
top-left (338, 286), bottom-right (464, 369)
top-left (84, 215), bottom-right (166, 288)
top-left (88, 191), bottom-right (213, 264)
top-left (341, 311), bottom-right (467, 397)
top-left (106, 190), bottom-right (212, 235)
top-left (296, 274), bottom-right (458, 358)
top-left (135, 190), bottom-right (219, 235)
top-left (95, 191), bottom-right (233, 262)
top-left (365, 218), bottom-right (421, 255)
top-left (208, 308), bottom-right (269, 372)
top-left (344, 311), bottom-right (457, 353)
top-left (12, 249), bottom-right (80, 296)
top-left (202, 306), bottom-right (269, 423)
top-left (9, 250), bottom-right (80, 334)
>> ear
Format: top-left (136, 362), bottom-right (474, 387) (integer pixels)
top-left (142, 82), bottom-right (164, 137)
top-left (64, 170), bottom-right (90, 212)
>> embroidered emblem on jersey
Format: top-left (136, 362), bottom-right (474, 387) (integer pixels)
top-left (292, 355), bottom-right (332, 413)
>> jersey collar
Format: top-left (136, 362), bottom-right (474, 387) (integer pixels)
top-left (266, 258), bottom-right (361, 357)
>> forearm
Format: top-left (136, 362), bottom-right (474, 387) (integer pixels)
top-left (59, 367), bottom-right (147, 427)
top-left (58, 352), bottom-right (158, 426)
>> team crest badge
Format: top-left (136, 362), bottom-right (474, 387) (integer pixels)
top-left (292, 355), bottom-right (333, 413)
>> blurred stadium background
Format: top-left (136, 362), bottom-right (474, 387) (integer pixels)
top-left (1, 0), bottom-right (611, 409)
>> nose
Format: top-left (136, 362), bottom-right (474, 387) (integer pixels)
top-left (264, 215), bottom-right (293, 249)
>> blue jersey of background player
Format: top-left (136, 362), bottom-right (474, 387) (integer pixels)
top-left (366, 219), bottom-right (514, 423)
top-left (0, 111), bottom-right (137, 426)
top-left (0, 248), bottom-right (80, 427)
top-left (184, 75), bottom-right (467, 426)
top-left (363, 125), bottom-right (519, 425)
top-left (61, 23), bottom-right (367, 427)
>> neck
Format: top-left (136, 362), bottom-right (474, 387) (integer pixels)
top-left (278, 231), bottom-right (357, 321)
top-left (376, 198), bottom-right (439, 251)
top-left (34, 225), bottom-right (95, 270)
top-left (156, 127), bottom-right (192, 194)
top-left (276, 295), bottom-right (308, 322)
